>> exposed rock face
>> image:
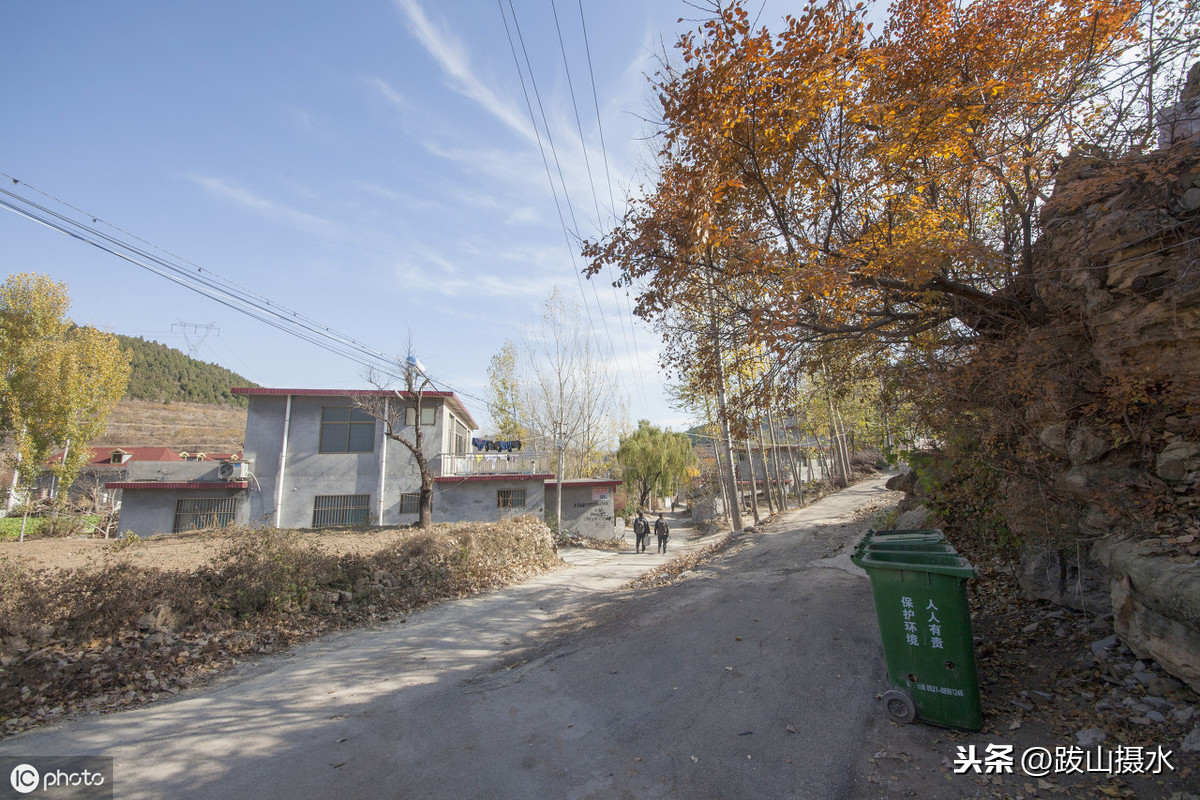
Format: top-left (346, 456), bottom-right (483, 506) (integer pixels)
top-left (1005, 123), bottom-right (1200, 691)
top-left (1095, 536), bottom-right (1200, 694)
top-left (1017, 547), bottom-right (1110, 615)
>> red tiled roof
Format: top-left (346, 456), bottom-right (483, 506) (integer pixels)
top-left (49, 447), bottom-right (184, 467)
top-left (105, 481), bottom-right (249, 490)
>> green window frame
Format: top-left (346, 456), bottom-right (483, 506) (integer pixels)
top-left (320, 406), bottom-right (376, 453)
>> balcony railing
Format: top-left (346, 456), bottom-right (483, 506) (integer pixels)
top-left (437, 452), bottom-right (554, 477)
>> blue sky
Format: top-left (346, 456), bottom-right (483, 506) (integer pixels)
top-left (1, 0), bottom-right (788, 434)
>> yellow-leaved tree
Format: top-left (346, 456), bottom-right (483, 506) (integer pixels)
top-left (0, 273), bottom-right (131, 536)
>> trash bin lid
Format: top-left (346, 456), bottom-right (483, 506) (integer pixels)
top-left (855, 548), bottom-right (976, 579)
top-left (865, 540), bottom-right (957, 554)
top-left (854, 530), bottom-right (951, 560)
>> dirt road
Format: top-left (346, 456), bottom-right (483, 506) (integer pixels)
top-left (1, 477), bottom-right (903, 799)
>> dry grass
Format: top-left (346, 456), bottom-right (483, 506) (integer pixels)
top-left (93, 398), bottom-right (247, 454)
top-left (0, 516), bottom-right (560, 736)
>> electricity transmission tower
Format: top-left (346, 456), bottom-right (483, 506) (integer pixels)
top-left (171, 321), bottom-right (219, 358)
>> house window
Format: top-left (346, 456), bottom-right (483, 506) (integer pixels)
top-left (404, 404), bottom-right (437, 427)
top-left (497, 489), bottom-right (526, 509)
top-left (174, 497), bottom-right (238, 532)
top-left (453, 419), bottom-right (469, 454)
top-left (398, 492), bottom-right (421, 514)
top-left (320, 407), bottom-right (376, 453)
top-left (313, 494), bottom-right (370, 527)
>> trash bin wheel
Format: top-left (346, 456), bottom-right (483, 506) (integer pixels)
top-left (882, 689), bottom-right (916, 724)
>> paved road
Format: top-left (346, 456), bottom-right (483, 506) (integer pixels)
top-left (1, 476), bottom-right (898, 799)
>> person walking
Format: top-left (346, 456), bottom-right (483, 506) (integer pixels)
top-left (654, 513), bottom-right (670, 553)
top-left (633, 511), bottom-right (649, 553)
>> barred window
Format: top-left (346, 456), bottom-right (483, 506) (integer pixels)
top-left (313, 494), bottom-right (370, 527)
top-left (399, 492), bottom-right (420, 514)
top-left (320, 407), bottom-right (376, 453)
top-left (497, 489), bottom-right (526, 509)
top-left (174, 497), bottom-right (238, 533)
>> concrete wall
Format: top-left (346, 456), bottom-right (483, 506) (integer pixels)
top-left (116, 487), bottom-right (250, 537)
top-left (127, 461), bottom-right (224, 482)
top-left (545, 482), bottom-right (618, 538)
top-left (433, 478), bottom-right (546, 524)
top-left (241, 394), bottom-right (454, 529)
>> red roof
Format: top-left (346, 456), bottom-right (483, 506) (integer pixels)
top-left (434, 473), bottom-right (555, 483)
top-left (232, 387), bottom-right (478, 430)
top-left (544, 478), bottom-right (622, 488)
top-left (105, 481), bottom-right (249, 490)
top-left (50, 447), bottom-right (184, 467)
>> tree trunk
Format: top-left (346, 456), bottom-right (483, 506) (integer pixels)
top-left (708, 279), bottom-right (743, 532)
top-left (836, 410), bottom-right (853, 485)
top-left (413, 426), bottom-right (434, 530)
top-left (756, 422), bottom-right (775, 516)
top-left (705, 394), bottom-right (731, 524)
top-left (767, 410), bottom-right (788, 511)
top-left (745, 444), bottom-right (761, 525)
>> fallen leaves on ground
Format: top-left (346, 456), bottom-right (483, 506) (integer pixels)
top-left (0, 516), bottom-right (561, 737)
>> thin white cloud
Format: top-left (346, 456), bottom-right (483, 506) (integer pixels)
top-left (366, 76), bottom-right (407, 110)
top-left (391, 255), bottom-right (560, 301)
top-left (392, 0), bottom-right (535, 142)
top-left (504, 207), bottom-right (539, 225)
top-left (183, 175), bottom-right (334, 232)
top-left (349, 180), bottom-right (404, 202)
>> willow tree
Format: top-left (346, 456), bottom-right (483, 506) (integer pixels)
top-left (1, 273), bottom-right (130, 531)
top-left (617, 420), bottom-right (696, 510)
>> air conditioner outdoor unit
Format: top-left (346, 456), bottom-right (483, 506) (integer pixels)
top-left (218, 460), bottom-right (249, 480)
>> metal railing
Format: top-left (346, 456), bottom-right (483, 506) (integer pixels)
top-left (437, 452), bottom-right (553, 477)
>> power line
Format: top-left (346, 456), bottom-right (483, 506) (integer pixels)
top-left (494, 0), bottom-right (652, 412)
top-left (495, 0), bottom-right (648, 414)
top-left (1, 173), bottom-right (592, 426)
top-left (0, 178), bottom-right (410, 383)
top-left (567, 0), bottom-right (659, 407)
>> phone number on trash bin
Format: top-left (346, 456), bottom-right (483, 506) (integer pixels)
top-left (915, 682), bottom-right (965, 697)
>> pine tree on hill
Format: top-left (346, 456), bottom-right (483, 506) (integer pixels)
top-left (115, 335), bottom-right (259, 406)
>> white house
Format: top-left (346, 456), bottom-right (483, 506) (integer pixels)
top-left (111, 388), bottom-right (566, 536)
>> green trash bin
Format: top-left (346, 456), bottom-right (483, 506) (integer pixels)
top-left (867, 540), bottom-right (957, 556)
top-left (854, 529), bottom-right (948, 560)
top-left (852, 548), bottom-right (982, 731)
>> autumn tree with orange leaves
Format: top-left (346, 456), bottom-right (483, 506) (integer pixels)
top-left (584, 0), bottom-right (1197, 536)
top-left (584, 0), bottom-right (1184, 353)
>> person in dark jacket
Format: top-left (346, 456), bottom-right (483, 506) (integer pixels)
top-left (633, 511), bottom-right (650, 553)
top-left (654, 513), bottom-right (670, 553)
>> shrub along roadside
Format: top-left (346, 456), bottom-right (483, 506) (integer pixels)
top-left (0, 515), bottom-right (560, 737)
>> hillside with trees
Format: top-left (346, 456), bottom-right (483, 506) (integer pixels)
top-left (115, 334), bottom-right (258, 406)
